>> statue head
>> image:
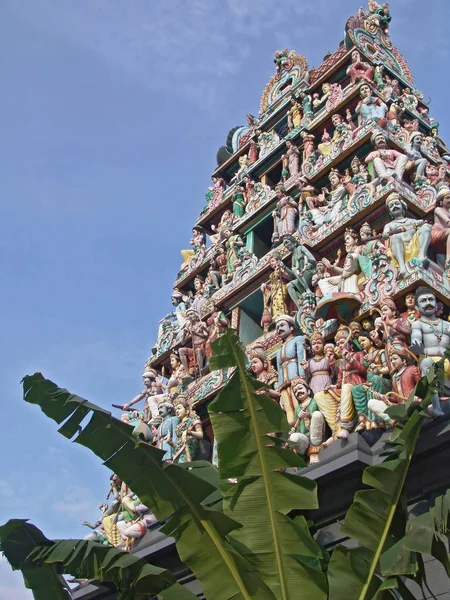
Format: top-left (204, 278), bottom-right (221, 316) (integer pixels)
top-left (328, 168), bottom-right (341, 188)
top-left (142, 370), bottom-right (156, 387)
top-left (275, 315), bottom-right (296, 340)
top-left (174, 397), bottom-right (190, 419)
top-left (194, 275), bottom-right (204, 292)
top-left (158, 402), bottom-right (174, 418)
top-left (351, 49), bottom-right (360, 63)
top-left (415, 286), bottom-right (437, 319)
top-left (409, 131), bottom-right (423, 149)
top-left (371, 131), bottom-right (388, 149)
top-left (436, 187), bottom-right (450, 208)
top-left (170, 351), bottom-right (181, 369)
top-left (351, 155), bottom-right (362, 174)
top-left (344, 228), bottom-right (359, 250)
top-left (380, 298), bottom-right (398, 319)
top-left (404, 292), bottom-right (415, 309)
top-left (360, 83), bottom-right (372, 99)
top-left (291, 377), bottom-right (313, 401)
top-left (310, 331), bottom-right (324, 356)
top-left (334, 325), bottom-right (351, 351)
top-left (331, 113), bottom-right (343, 126)
top-left (171, 290), bottom-right (183, 306)
top-left (349, 321), bottom-right (362, 338)
top-left (386, 192), bottom-right (407, 218)
top-left (249, 345), bottom-right (270, 375)
top-left (282, 234), bottom-right (296, 253)
top-left (357, 331), bottom-right (372, 351)
top-left (389, 347), bottom-right (409, 371)
top-left (186, 308), bottom-right (200, 323)
top-left (359, 221), bottom-right (372, 242)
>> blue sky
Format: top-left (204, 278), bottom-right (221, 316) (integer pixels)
top-left (1, 0), bottom-right (449, 596)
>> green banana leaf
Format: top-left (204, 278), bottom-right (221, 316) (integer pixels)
top-left (22, 373), bottom-right (269, 600)
top-left (0, 519), bottom-right (194, 600)
top-left (208, 329), bottom-right (328, 600)
top-left (327, 357), bottom-right (445, 600)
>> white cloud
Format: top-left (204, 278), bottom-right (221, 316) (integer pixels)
top-left (0, 558), bottom-right (33, 600)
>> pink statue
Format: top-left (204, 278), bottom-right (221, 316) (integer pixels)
top-left (271, 186), bottom-right (298, 242)
top-left (347, 49), bottom-right (375, 85)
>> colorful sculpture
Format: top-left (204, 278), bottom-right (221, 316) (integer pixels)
top-left (288, 378), bottom-right (324, 463)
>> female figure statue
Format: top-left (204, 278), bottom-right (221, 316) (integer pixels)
top-left (156, 402), bottom-right (179, 461)
top-left (205, 305), bottom-right (229, 359)
top-left (347, 49), bottom-right (375, 85)
top-left (261, 254), bottom-right (291, 331)
top-left (301, 331), bottom-right (337, 395)
top-left (272, 185), bottom-right (298, 243)
top-left (248, 345), bottom-right (280, 401)
top-left (282, 140), bottom-right (300, 178)
top-left (232, 185), bottom-right (246, 218)
top-left (173, 398), bottom-right (204, 463)
top-left (287, 98), bottom-right (302, 131)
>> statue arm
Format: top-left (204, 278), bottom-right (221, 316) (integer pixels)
top-left (296, 338), bottom-right (306, 369)
top-left (365, 151), bottom-right (377, 163)
top-left (301, 246), bottom-right (317, 264)
top-left (275, 352), bottom-right (284, 387)
top-left (410, 322), bottom-right (424, 354)
top-left (125, 391), bottom-right (146, 409)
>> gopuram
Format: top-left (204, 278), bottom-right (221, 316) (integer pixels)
top-left (77, 1), bottom-right (450, 570)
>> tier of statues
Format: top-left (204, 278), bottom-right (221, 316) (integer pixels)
top-left (88, 1), bottom-right (450, 551)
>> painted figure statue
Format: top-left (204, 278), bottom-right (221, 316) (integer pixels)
top-left (432, 187), bottom-right (450, 274)
top-left (365, 131), bottom-right (407, 186)
top-left (272, 186), bottom-right (298, 242)
top-left (405, 131), bottom-right (428, 181)
top-left (288, 378), bottom-right (324, 463)
top-left (249, 345), bottom-right (280, 401)
top-left (347, 49), bottom-right (374, 84)
top-left (173, 397), bottom-right (204, 463)
top-left (156, 402), bottom-right (179, 461)
top-left (261, 254), bottom-right (291, 331)
top-left (382, 192), bottom-right (431, 277)
top-left (283, 235), bottom-right (317, 303)
top-left (274, 315), bottom-right (306, 425)
top-left (355, 83), bottom-right (387, 125)
top-left (179, 309), bottom-right (209, 378)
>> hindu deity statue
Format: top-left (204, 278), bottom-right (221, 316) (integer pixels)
top-left (165, 351), bottom-right (189, 394)
top-left (309, 169), bottom-right (348, 228)
top-left (367, 346), bottom-right (421, 426)
top-left (179, 309), bottom-right (209, 378)
top-left (156, 401), bottom-right (179, 461)
top-left (319, 228), bottom-right (363, 296)
top-left (298, 91), bottom-right (313, 119)
top-left (311, 261), bottom-right (331, 300)
top-left (431, 187), bottom-right (450, 274)
top-left (300, 131), bottom-right (315, 162)
top-left (282, 234), bottom-right (317, 304)
top-left (205, 304), bottom-right (229, 360)
top-left (352, 330), bottom-right (392, 431)
top-left (274, 315), bottom-right (306, 425)
top-left (301, 330), bottom-right (337, 395)
top-left (358, 221), bottom-right (385, 273)
top-left (271, 185), bottom-right (298, 243)
top-left (224, 230), bottom-right (245, 281)
top-left (248, 345), bottom-right (280, 401)
top-left (210, 209), bottom-right (235, 245)
top-left (287, 98), bottom-right (302, 131)
top-left (232, 184), bottom-right (246, 218)
top-left (288, 378), bottom-right (325, 464)
top-left (410, 286), bottom-right (450, 416)
top-left (365, 131), bottom-right (408, 186)
top-left (400, 87), bottom-right (419, 112)
top-left (375, 298), bottom-right (412, 346)
top-left (400, 292), bottom-right (419, 323)
top-left (405, 131), bottom-right (428, 182)
top-left (382, 192), bottom-right (431, 277)
top-left (318, 113), bottom-right (353, 157)
top-left (347, 49), bottom-right (375, 85)
top-left (315, 325), bottom-right (364, 441)
top-left (117, 369), bottom-right (164, 423)
top-left (173, 397), bottom-right (204, 463)
top-left (347, 155), bottom-right (369, 194)
top-left (355, 83), bottom-right (387, 125)
top-left (425, 162), bottom-right (446, 190)
top-left (202, 177), bottom-right (226, 214)
top-left (261, 254), bottom-right (291, 331)
top-left (191, 274), bottom-right (207, 314)
top-left (190, 226), bottom-right (206, 257)
top-left (257, 129), bottom-right (280, 159)
top-left (281, 140), bottom-right (300, 179)
top-left (248, 139), bottom-right (259, 164)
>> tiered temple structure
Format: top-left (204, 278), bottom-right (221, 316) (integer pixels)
top-left (74, 3), bottom-right (450, 597)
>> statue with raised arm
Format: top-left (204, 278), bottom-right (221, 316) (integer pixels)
top-left (355, 83), bottom-right (387, 125)
top-left (410, 286), bottom-right (449, 416)
top-left (347, 49), bottom-right (375, 85)
top-left (282, 235), bottom-right (317, 304)
top-left (179, 309), bottom-right (209, 378)
top-left (382, 192), bottom-right (431, 277)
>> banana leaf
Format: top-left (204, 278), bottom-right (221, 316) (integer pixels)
top-left (22, 373), bottom-right (270, 600)
top-left (208, 330), bottom-right (328, 600)
top-left (0, 519), bottom-right (195, 600)
top-left (327, 357), bottom-right (445, 600)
